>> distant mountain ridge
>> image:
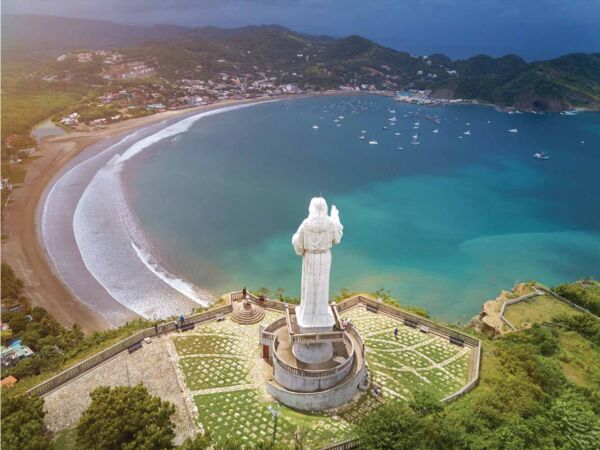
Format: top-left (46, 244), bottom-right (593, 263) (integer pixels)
top-left (2, 14), bottom-right (599, 112)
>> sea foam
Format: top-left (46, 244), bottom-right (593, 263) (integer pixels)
top-left (46, 102), bottom-right (273, 321)
top-left (131, 241), bottom-right (212, 307)
top-left (117, 101), bottom-right (276, 164)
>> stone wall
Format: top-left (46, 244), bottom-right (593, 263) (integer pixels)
top-left (267, 362), bottom-right (367, 412)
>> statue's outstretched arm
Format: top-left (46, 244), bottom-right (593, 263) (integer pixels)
top-left (331, 205), bottom-right (343, 244)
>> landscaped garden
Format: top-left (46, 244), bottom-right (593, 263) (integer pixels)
top-left (170, 304), bottom-right (474, 447)
top-left (342, 307), bottom-right (471, 401)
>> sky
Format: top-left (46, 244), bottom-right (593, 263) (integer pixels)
top-left (3, 0), bottom-right (600, 60)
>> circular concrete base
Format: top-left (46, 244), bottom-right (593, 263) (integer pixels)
top-left (292, 342), bottom-right (333, 364)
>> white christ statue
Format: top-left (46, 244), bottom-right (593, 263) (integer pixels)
top-left (292, 197), bottom-right (343, 332)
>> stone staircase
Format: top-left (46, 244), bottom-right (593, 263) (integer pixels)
top-left (231, 299), bottom-right (265, 324)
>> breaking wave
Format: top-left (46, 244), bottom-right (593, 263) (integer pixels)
top-left (117, 101), bottom-right (277, 164)
top-left (131, 241), bottom-right (211, 307)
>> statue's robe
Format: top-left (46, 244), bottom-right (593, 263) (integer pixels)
top-left (292, 212), bottom-right (343, 330)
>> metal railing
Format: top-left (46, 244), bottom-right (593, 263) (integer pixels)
top-left (352, 296), bottom-right (480, 347)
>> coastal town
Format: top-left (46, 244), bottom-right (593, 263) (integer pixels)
top-left (1, 45), bottom-right (437, 200)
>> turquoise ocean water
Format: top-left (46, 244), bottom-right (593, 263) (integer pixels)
top-left (124, 95), bottom-right (600, 322)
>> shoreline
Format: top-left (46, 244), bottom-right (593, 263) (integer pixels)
top-left (7, 91), bottom-right (592, 332)
top-left (2, 94), bottom-right (317, 332)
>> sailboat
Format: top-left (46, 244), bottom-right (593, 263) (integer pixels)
top-left (411, 133), bottom-right (420, 145)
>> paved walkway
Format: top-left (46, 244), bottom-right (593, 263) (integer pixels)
top-left (43, 336), bottom-right (196, 445)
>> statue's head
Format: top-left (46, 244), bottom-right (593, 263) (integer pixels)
top-left (308, 197), bottom-right (327, 217)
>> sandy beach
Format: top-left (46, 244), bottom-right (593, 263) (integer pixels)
top-left (1, 95), bottom-right (303, 332)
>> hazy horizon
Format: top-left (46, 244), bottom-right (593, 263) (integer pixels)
top-left (3, 0), bottom-right (600, 60)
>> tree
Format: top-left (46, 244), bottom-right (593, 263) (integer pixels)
top-left (76, 384), bottom-right (176, 450)
top-left (1, 263), bottom-right (24, 300)
top-left (179, 433), bottom-right (213, 450)
top-left (0, 395), bottom-right (52, 450)
top-left (549, 389), bottom-right (600, 449)
top-left (409, 389), bottom-right (443, 417)
top-left (356, 400), bottom-right (424, 450)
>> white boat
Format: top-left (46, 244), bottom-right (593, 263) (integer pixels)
top-left (414, 121), bottom-right (420, 126)
top-left (369, 140), bottom-right (378, 145)
top-left (382, 126), bottom-right (388, 130)
top-left (432, 129), bottom-right (439, 133)
top-left (358, 135), bottom-right (365, 140)
top-left (336, 124), bottom-right (342, 127)
top-left (466, 122), bottom-right (470, 126)
top-left (533, 152), bottom-right (549, 160)
top-left (508, 128), bottom-right (518, 133)
top-left (464, 130), bottom-right (471, 135)
top-left (397, 147), bottom-right (404, 150)
top-left (394, 132), bottom-right (401, 136)
top-left (312, 125), bottom-right (319, 129)
top-left (410, 134), bottom-right (419, 145)
top-left (389, 116), bottom-right (397, 122)
top-left (361, 130), bottom-right (367, 134)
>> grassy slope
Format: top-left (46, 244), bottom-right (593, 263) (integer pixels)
top-left (504, 294), bottom-right (579, 328)
top-left (492, 290), bottom-right (600, 391)
top-left (558, 331), bottom-right (600, 389)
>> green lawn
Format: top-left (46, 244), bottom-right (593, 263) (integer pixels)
top-left (504, 295), bottom-right (580, 328)
top-left (194, 389), bottom-right (353, 448)
top-left (343, 307), bottom-right (472, 401)
top-left (179, 356), bottom-right (252, 390)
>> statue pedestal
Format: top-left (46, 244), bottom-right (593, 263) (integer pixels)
top-left (295, 305), bottom-right (336, 332)
top-left (292, 342), bottom-right (334, 364)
